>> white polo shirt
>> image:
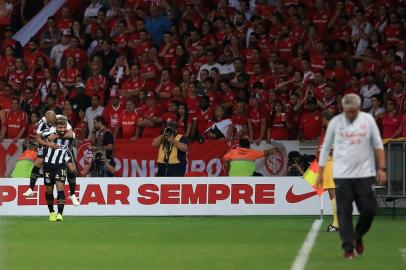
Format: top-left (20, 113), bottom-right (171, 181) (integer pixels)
top-left (85, 105), bottom-right (104, 138)
top-left (319, 112), bottom-right (384, 179)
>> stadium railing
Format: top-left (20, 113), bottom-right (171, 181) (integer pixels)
top-left (377, 141), bottom-right (406, 218)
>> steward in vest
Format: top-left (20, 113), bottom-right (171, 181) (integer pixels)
top-left (11, 142), bottom-right (38, 178)
top-left (152, 122), bottom-right (188, 177)
top-left (223, 138), bottom-right (277, 176)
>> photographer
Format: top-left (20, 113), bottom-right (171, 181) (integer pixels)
top-left (81, 151), bottom-right (116, 177)
top-left (287, 151), bottom-right (315, 176)
top-left (91, 116), bottom-right (114, 159)
top-left (152, 122), bottom-right (189, 177)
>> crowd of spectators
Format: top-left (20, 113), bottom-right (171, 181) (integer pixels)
top-left (0, 0), bottom-right (405, 146)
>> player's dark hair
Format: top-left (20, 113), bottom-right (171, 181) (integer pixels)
top-left (239, 138), bottom-right (250, 149)
top-left (94, 115), bottom-right (107, 127)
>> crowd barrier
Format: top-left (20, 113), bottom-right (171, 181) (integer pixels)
top-left (0, 139), bottom-right (300, 177)
top-left (0, 177), bottom-right (334, 216)
top-left (385, 141), bottom-right (406, 198)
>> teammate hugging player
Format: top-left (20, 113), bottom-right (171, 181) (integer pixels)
top-left (23, 111), bottom-right (79, 206)
top-left (42, 116), bottom-right (75, 221)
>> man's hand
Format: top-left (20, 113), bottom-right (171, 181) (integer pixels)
top-left (49, 142), bottom-right (60, 149)
top-left (167, 135), bottom-right (175, 144)
top-left (377, 169), bottom-right (387, 185)
top-left (48, 134), bottom-right (60, 141)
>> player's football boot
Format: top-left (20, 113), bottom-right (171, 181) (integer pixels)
top-left (23, 188), bottom-right (35, 197)
top-left (355, 239), bottom-right (364, 256)
top-left (344, 251), bottom-right (355, 259)
top-left (70, 194), bottom-right (80, 206)
top-left (327, 224), bottom-right (339, 232)
top-left (49, 212), bottom-right (57, 222)
top-left (56, 213), bottom-right (63, 222)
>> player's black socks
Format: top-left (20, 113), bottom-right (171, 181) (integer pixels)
top-left (57, 191), bottom-right (65, 215)
top-left (45, 193), bottom-right (54, 213)
top-left (29, 165), bottom-right (41, 189)
top-left (67, 172), bottom-right (77, 196)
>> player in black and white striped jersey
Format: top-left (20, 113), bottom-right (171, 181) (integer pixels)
top-left (23, 110), bottom-right (80, 206)
top-left (42, 116), bottom-right (75, 222)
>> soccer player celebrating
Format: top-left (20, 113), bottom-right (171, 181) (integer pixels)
top-left (318, 110), bottom-right (339, 232)
top-left (23, 111), bottom-right (80, 206)
top-left (317, 94), bottom-right (387, 259)
top-left (41, 116), bottom-right (75, 221)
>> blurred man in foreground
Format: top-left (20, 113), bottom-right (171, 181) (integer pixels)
top-left (317, 94), bottom-right (387, 259)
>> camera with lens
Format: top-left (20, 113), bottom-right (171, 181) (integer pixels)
top-left (163, 122), bottom-right (177, 138)
top-left (94, 152), bottom-right (104, 165)
top-left (287, 151), bottom-right (316, 176)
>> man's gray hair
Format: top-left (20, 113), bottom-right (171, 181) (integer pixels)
top-left (342, 94), bottom-right (361, 110)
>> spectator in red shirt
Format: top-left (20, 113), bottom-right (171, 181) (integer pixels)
top-left (155, 68), bottom-right (176, 105)
top-left (62, 100), bottom-right (78, 127)
top-left (184, 81), bottom-right (199, 115)
top-left (62, 36), bottom-right (88, 72)
top-left (121, 64), bottom-right (146, 101)
top-left (0, 97), bottom-right (28, 141)
top-left (24, 38), bottom-right (49, 73)
top-left (137, 91), bottom-right (163, 138)
top-left (158, 32), bottom-right (176, 68)
top-left (190, 95), bottom-right (214, 141)
top-left (162, 99), bottom-right (179, 125)
top-left (26, 110), bottom-right (40, 140)
top-left (286, 92), bottom-right (302, 139)
top-left (58, 56), bottom-right (81, 89)
top-left (230, 57), bottom-right (249, 91)
top-left (277, 25), bottom-right (297, 64)
top-left (56, 6), bottom-right (73, 32)
top-left (85, 64), bottom-right (107, 104)
top-left (114, 99), bottom-right (139, 141)
top-left (384, 12), bottom-right (401, 48)
top-left (0, 45), bottom-right (16, 78)
top-left (74, 109), bottom-right (88, 142)
top-left (8, 57), bottom-right (26, 91)
top-left (139, 51), bottom-right (159, 91)
top-left (248, 94), bottom-right (266, 145)
top-left (229, 101), bottom-right (249, 141)
top-left (103, 92), bottom-right (124, 132)
top-left (299, 97), bottom-right (322, 141)
top-left (267, 101), bottom-right (289, 141)
top-left (381, 99), bottom-right (401, 139)
top-left (394, 102), bottom-right (406, 138)
top-left (0, 0), bottom-right (13, 26)
top-left (130, 28), bottom-right (152, 59)
top-left (390, 81), bottom-right (405, 113)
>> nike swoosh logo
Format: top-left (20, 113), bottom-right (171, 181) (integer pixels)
top-left (286, 186), bottom-right (317, 203)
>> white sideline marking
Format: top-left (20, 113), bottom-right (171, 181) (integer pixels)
top-left (399, 249), bottom-right (406, 264)
top-left (290, 219), bottom-right (322, 270)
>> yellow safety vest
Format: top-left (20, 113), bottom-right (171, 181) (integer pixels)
top-left (157, 134), bottom-right (183, 164)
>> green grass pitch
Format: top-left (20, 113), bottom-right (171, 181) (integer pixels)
top-left (0, 215), bottom-right (405, 270)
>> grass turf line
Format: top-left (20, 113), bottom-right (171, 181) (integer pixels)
top-left (0, 216), bottom-right (405, 270)
top-left (0, 216), bottom-right (312, 270)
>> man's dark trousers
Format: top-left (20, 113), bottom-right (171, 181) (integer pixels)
top-left (334, 177), bottom-right (378, 252)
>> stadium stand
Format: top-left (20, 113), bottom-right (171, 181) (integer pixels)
top-left (0, 0), bottom-right (405, 176)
